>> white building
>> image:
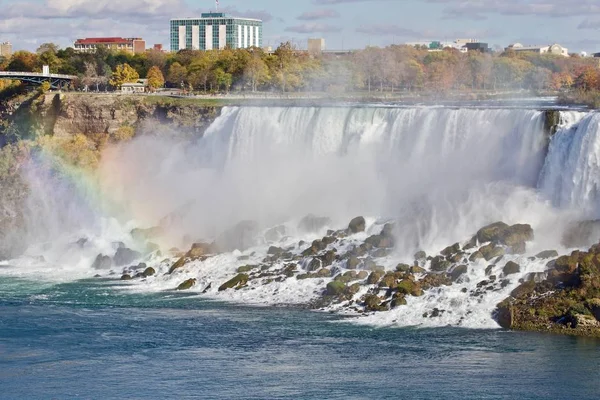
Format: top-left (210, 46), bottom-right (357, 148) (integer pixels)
top-left (505, 43), bottom-right (569, 57)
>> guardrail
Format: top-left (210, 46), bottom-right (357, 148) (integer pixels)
top-left (0, 71), bottom-right (76, 79)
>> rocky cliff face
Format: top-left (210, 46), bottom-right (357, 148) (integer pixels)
top-left (43, 94), bottom-right (221, 139)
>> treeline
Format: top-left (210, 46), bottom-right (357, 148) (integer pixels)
top-left (0, 42), bottom-right (599, 94)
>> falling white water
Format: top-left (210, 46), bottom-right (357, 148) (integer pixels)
top-left (3, 105), bottom-right (599, 329)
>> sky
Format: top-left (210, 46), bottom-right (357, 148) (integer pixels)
top-left (1, 0), bottom-right (600, 54)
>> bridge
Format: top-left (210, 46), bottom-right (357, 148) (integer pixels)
top-left (0, 71), bottom-right (76, 89)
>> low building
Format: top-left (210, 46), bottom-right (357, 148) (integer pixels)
top-left (121, 79), bottom-right (148, 93)
top-left (0, 42), bottom-right (12, 58)
top-left (505, 43), bottom-right (569, 57)
top-left (308, 38), bottom-right (325, 56)
top-left (405, 39), bottom-right (487, 53)
top-left (170, 13), bottom-right (262, 51)
top-left (74, 37), bottom-right (146, 54)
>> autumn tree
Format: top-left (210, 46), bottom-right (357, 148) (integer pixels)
top-left (244, 53), bottom-right (269, 91)
top-left (146, 66), bottom-right (165, 91)
top-left (167, 62), bottom-right (188, 88)
top-left (109, 63), bottom-right (139, 88)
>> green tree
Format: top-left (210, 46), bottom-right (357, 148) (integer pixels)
top-left (244, 53), bottom-right (269, 91)
top-left (109, 63), bottom-right (139, 88)
top-left (167, 62), bottom-right (188, 88)
top-left (146, 66), bottom-right (165, 91)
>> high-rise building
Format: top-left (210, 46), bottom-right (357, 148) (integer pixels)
top-left (308, 38), bottom-right (325, 56)
top-left (0, 42), bottom-right (13, 58)
top-left (170, 13), bottom-right (262, 52)
top-left (73, 37), bottom-right (146, 54)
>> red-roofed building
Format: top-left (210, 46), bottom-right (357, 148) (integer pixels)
top-left (74, 37), bottom-right (146, 54)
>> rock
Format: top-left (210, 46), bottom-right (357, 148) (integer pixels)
top-left (326, 281), bottom-right (346, 296)
top-left (479, 244), bottom-right (505, 261)
top-left (298, 214), bottom-right (331, 233)
top-left (322, 236), bottom-right (337, 246)
top-left (307, 258), bottom-right (322, 272)
top-left (463, 236), bottom-right (478, 250)
top-left (485, 265), bottom-right (494, 276)
top-left (346, 283), bottom-right (361, 296)
top-left (357, 271), bottom-right (369, 280)
top-left (536, 250), bottom-right (559, 259)
top-left (477, 222), bottom-right (510, 243)
top-left (187, 242), bottom-right (215, 258)
top-left (316, 268), bottom-right (333, 278)
top-left (510, 241), bottom-right (526, 255)
top-left (218, 273), bottom-right (249, 291)
top-left (397, 279), bottom-right (423, 296)
top-left (378, 273), bottom-right (397, 288)
top-left (396, 263), bottom-right (411, 273)
top-left (335, 271), bottom-right (360, 284)
top-left (364, 294), bottom-right (385, 312)
top-left (450, 265), bottom-right (468, 281)
top-left (237, 265), bottom-right (257, 273)
top-left (495, 300), bottom-right (513, 329)
top-left (113, 247), bottom-right (142, 267)
top-left (469, 251), bottom-right (484, 262)
top-left (120, 274), bottom-right (132, 280)
top-left (364, 234), bottom-right (393, 249)
top-left (414, 251), bottom-right (427, 262)
top-left (76, 238), bottom-right (88, 248)
top-left (367, 270), bottom-right (385, 285)
top-left (503, 261), bottom-right (521, 276)
top-left (441, 243), bottom-right (461, 257)
top-left (571, 314), bottom-right (600, 328)
top-left (216, 220), bottom-right (259, 252)
top-left (177, 278), bottom-right (196, 291)
top-left (510, 281), bottom-right (536, 298)
top-left (320, 250), bottom-right (337, 267)
top-left (142, 267), bottom-right (156, 277)
top-left (169, 257), bottom-right (187, 274)
top-left (430, 256), bottom-right (451, 272)
top-left (410, 266), bottom-right (426, 274)
top-left (92, 254), bottom-right (112, 269)
top-left (420, 273), bottom-right (451, 290)
top-left (348, 216), bottom-right (366, 234)
top-left (264, 225), bottom-right (286, 242)
top-left (347, 256), bottom-right (360, 270)
top-left (371, 248), bottom-right (391, 258)
top-left (267, 246), bottom-right (284, 256)
top-left (391, 294), bottom-right (407, 308)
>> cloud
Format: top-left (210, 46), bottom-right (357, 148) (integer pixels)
top-left (297, 9), bottom-right (340, 20)
top-left (355, 24), bottom-right (428, 38)
top-left (285, 23), bottom-right (342, 33)
top-left (578, 18), bottom-right (600, 29)
top-left (435, 0), bottom-right (600, 19)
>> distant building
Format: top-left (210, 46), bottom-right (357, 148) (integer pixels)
top-left (0, 42), bottom-right (12, 58)
top-left (505, 43), bottom-right (569, 57)
top-left (170, 13), bottom-right (263, 51)
top-left (153, 44), bottom-right (165, 52)
top-left (405, 39), bottom-right (488, 53)
top-left (121, 79), bottom-right (148, 93)
top-left (74, 37), bottom-right (146, 54)
top-left (308, 38), bottom-right (325, 56)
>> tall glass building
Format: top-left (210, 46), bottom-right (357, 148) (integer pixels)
top-left (170, 13), bottom-right (263, 51)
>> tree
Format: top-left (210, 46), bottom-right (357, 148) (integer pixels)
top-left (244, 53), bottom-right (269, 91)
top-left (146, 66), bottom-right (165, 91)
top-left (82, 62), bottom-right (99, 91)
top-left (109, 63), bottom-right (139, 88)
top-left (7, 51), bottom-right (38, 72)
top-left (36, 43), bottom-right (59, 55)
top-left (188, 53), bottom-right (213, 91)
top-left (167, 62), bottom-right (188, 88)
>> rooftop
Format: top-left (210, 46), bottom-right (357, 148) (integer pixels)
top-left (75, 37), bottom-right (142, 45)
top-left (171, 14), bottom-right (262, 22)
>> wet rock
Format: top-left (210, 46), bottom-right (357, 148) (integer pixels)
top-left (307, 258), bottom-right (322, 272)
top-left (378, 273), bottom-right (397, 288)
top-left (322, 236), bottom-right (337, 246)
top-left (397, 279), bottom-right (424, 297)
top-left (348, 216), bottom-right (366, 234)
top-left (177, 278), bottom-right (196, 291)
top-left (588, 299), bottom-right (600, 321)
top-left (120, 274), bottom-right (132, 280)
top-left (335, 271), bottom-right (361, 284)
top-left (430, 256), bottom-right (451, 272)
top-left (346, 283), bottom-right (361, 296)
top-left (267, 246), bottom-right (284, 256)
top-left (367, 270), bottom-right (385, 285)
top-left (441, 243), bottom-right (461, 257)
top-left (316, 268), bottom-right (333, 278)
top-left (357, 271), bottom-right (369, 280)
top-left (495, 300), bottom-right (513, 329)
top-left (485, 265), bottom-right (494, 276)
top-left (477, 222), bottom-right (534, 247)
top-left (365, 234), bottom-right (393, 249)
top-left (510, 241), bottom-right (526, 255)
top-left (92, 254), bottom-right (113, 269)
top-left (326, 281), bottom-right (346, 296)
top-left (536, 250), bottom-right (559, 259)
top-left (371, 248), bottom-right (391, 258)
top-left (410, 266), bottom-right (426, 274)
top-left (298, 214), bottom-right (331, 233)
top-left (477, 222), bottom-right (510, 243)
top-left (114, 247), bottom-right (142, 267)
top-left (463, 236), bottom-right (478, 251)
top-left (237, 265), bottom-right (257, 273)
top-left (420, 273), bottom-right (451, 290)
top-left (450, 265), bottom-right (468, 281)
top-left (510, 281), bottom-right (536, 298)
top-left (320, 250), bottom-right (337, 267)
top-left (169, 257), bottom-right (187, 274)
top-left (364, 294), bottom-right (386, 312)
top-left (414, 251), bottom-right (427, 263)
top-left (142, 267), bottom-right (156, 277)
top-left (391, 294), bottom-right (407, 308)
top-left (187, 242), bottom-right (215, 258)
top-left (469, 251), bottom-right (484, 262)
top-left (346, 256), bottom-right (360, 270)
top-left (76, 238), bottom-right (88, 248)
top-left (480, 244), bottom-right (505, 261)
top-left (396, 263), bottom-right (411, 273)
top-left (503, 261), bottom-right (520, 276)
top-left (218, 273), bottom-right (249, 291)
